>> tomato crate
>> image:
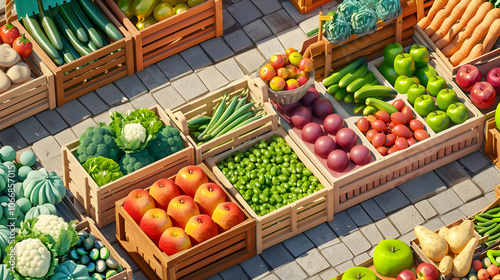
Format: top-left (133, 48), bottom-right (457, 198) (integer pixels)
top-left (104, 0), bottom-right (222, 72)
top-left (12, 0), bottom-right (134, 107)
top-left (289, 0), bottom-right (333, 14)
top-left (205, 128), bottom-right (334, 254)
top-left (61, 105), bottom-right (195, 228)
top-left (76, 217), bottom-right (133, 280)
top-left (165, 76), bottom-right (279, 164)
top-left (483, 118), bottom-right (500, 169)
top-left (115, 163), bottom-right (256, 280)
top-left (0, 52), bottom-right (56, 131)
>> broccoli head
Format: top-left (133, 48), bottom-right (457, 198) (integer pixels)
top-left (119, 149), bottom-right (155, 175)
top-left (147, 125), bottom-right (185, 160)
top-left (76, 125), bottom-right (121, 164)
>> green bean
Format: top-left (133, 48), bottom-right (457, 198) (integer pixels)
top-left (213, 111), bottom-right (256, 138)
top-left (486, 207), bottom-right (500, 215)
top-left (486, 223), bottom-right (500, 236)
top-left (209, 103), bottom-right (255, 137)
top-left (198, 94), bottom-right (227, 140)
top-left (206, 93), bottom-right (242, 135)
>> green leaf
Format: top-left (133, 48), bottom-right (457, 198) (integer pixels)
top-left (83, 157), bottom-right (124, 187)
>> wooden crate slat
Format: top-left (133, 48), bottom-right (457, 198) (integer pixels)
top-left (0, 84), bottom-right (47, 112)
top-left (485, 118), bottom-right (500, 169)
top-left (62, 48), bottom-right (126, 82)
top-left (0, 99), bottom-right (49, 130)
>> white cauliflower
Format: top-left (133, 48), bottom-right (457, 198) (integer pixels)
top-left (123, 123), bottom-right (146, 143)
top-left (15, 238), bottom-right (51, 278)
top-left (32, 215), bottom-right (70, 241)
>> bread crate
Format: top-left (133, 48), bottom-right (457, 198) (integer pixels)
top-left (289, 0), bottom-right (333, 14)
top-left (115, 163), bottom-right (256, 280)
top-left (166, 76), bottom-right (279, 164)
top-left (12, 0), bottom-right (134, 107)
top-left (104, 0), bottom-right (222, 72)
top-left (61, 105), bottom-right (195, 228)
top-left (205, 128), bottom-right (334, 254)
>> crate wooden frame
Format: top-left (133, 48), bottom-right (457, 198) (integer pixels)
top-left (104, 0), bottom-right (222, 72)
top-left (12, 0), bottom-right (134, 107)
top-left (205, 128), bottom-right (334, 254)
top-left (166, 76), bottom-right (279, 164)
top-left (289, 0), bottom-right (333, 15)
top-left (484, 118), bottom-right (500, 169)
top-left (0, 52), bottom-right (55, 130)
top-left (76, 217), bottom-right (133, 280)
top-left (115, 163), bottom-right (256, 280)
top-left (61, 105), bottom-right (195, 228)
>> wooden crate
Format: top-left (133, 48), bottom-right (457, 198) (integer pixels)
top-left (166, 76), bottom-right (279, 164)
top-left (61, 105), bottom-right (195, 228)
top-left (205, 128), bottom-right (334, 254)
top-left (300, 0), bottom-right (432, 81)
top-left (484, 118), bottom-right (500, 169)
top-left (12, 0), bottom-right (134, 107)
top-left (104, 0), bottom-right (222, 72)
top-left (0, 52), bottom-right (55, 130)
top-left (469, 193), bottom-right (500, 249)
top-left (115, 163), bottom-right (256, 280)
top-left (289, 0), bottom-right (332, 14)
top-left (76, 218), bottom-right (133, 280)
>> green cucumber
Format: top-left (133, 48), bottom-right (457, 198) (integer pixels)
top-left (344, 92), bottom-right (355, 103)
top-left (58, 3), bottom-right (88, 43)
top-left (363, 105), bottom-right (378, 116)
top-left (354, 85), bottom-right (397, 103)
top-left (22, 16), bottom-right (60, 59)
top-left (334, 88), bottom-right (349, 102)
top-left (37, 1), bottom-right (63, 50)
top-left (78, 0), bottom-right (124, 42)
top-left (346, 72), bottom-right (374, 93)
top-left (365, 98), bottom-right (399, 114)
top-left (52, 8), bottom-right (91, 57)
top-left (353, 104), bottom-right (366, 115)
top-left (69, 0), bottom-right (104, 48)
top-left (338, 63), bottom-right (368, 88)
top-left (322, 57), bottom-right (366, 87)
top-left (327, 84), bottom-right (339, 95)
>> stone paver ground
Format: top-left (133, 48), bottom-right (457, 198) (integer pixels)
top-left (2, 0), bottom-right (499, 279)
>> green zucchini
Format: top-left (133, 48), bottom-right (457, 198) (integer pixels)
top-left (58, 3), bottom-right (88, 43)
top-left (69, 0), bottom-right (105, 48)
top-left (37, 1), bottom-right (63, 50)
top-left (78, 0), bottom-right (124, 42)
top-left (61, 35), bottom-right (80, 61)
top-left (22, 16), bottom-right (60, 59)
top-left (52, 8), bottom-right (91, 57)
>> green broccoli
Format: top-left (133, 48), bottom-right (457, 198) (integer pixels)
top-left (119, 149), bottom-right (155, 175)
top-left (147, 125), bottom-right (185, 160)
top-left (76, 125), bottom-right (121, 164)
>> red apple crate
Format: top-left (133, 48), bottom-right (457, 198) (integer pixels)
top-left (76, 217), bottom-right (133, 280)
top-left (115, 163), bottom-right (256, 280)
top-left (61, 105), bottom-right (195, 228)
top-left (205, 127), bottom-right (334, 254)
top-left (165, 76), bottom-right (279, 164)
top-left (103, 0), bottom-right (222, 72)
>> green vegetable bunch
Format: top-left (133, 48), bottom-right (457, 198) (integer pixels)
top-left (119, 149), bottom-right (155, 175)
top-left (83, 156), bottom-right (124, 187)
top-left (147, 125), bottom-right (185, 160)
top-left (76, 124), bottom-right (121, 164)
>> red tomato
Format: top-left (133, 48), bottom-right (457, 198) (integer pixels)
top-left (365, 129), bottom-right (378, 142)
top-left (390, 112), bottom-right (408, 125)
top-left (356, 117), bottom-right (370, 133)
top-left (407, 137), bottom-right (417, 146)
top-left (392, 124), bottom-right (411, 138)
top-left (371, 133), bottom-right (386, 148)
top-left (414, 129), bottom-right (429, 141)
top-left (376, 146), bottom-right (387, 156)
top-left (387, 146), bottom-right (399, 155)
top-left (401, 106), bottom-right (414, 122)
top-left (385, 134), bottom-right (396, 146)
top-left (392, 99), bottom-right (405, 112)
top-left (395, 137), bottom-right (408, 150)
top-left (12, 34), bottom-right (32, 58)
top-left (375, 110), bottom-right (390, 123)
top-left (487, 264), bottom-right (499, 278)
top-left (0, 23), bottom-right (20, 45)
top-left (409, 119), bottom-right (425, 131)
top-left (478, 269), bottom-right (489, 280)
top-left (371, 120), bottom-right (387, 132)
top-left (387, 122), bottom-right (395, 131)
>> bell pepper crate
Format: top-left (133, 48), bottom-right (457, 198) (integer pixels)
top-left (205, 128), bottom-right (334, 255)
top-left (103, 0), bottom-right (222, 72)
top-left (289, 0), bottom-right (333, 15)
top-left (75, 217), bottom-right (134, 280)
top-left (61, 105), bottom-right (195, 228)
top-left (115, 163), bottom-right (256, 280)
top-left (485, 118), bottom-right (500, 169)
top-left (300, 0), bottom-right (430, 82)
top-left (165, 76), bottom-right (279, 164)
top-left (11, 0), bottom-right (134, 107)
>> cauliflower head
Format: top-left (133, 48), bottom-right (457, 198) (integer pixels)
top-left (15, 238), bottom-right (51, 278)
top-left (147, 125), bottom-right (185, 160)
top-left (119, 149), bottom-right (155, 175)
top-left (76, 125), bottom-right (121, 164)
top-left (32, 215), bottom-right (70, 241)
top-left (123, 123), bottom-right (147, 143)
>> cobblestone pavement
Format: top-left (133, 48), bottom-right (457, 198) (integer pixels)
top-left (1, 0), bottom-right (500, 279)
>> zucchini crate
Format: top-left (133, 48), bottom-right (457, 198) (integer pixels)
top-left (61, 105), bottom-right (195, 228)
top-left (104, 0), bottom-right (222, 72)
top-left (289, 0), bottom-right (333, 15)
top-left (165, 76), bottom-right (279, 164)
top-left (115, 163), bottom-right (256, 280)
top-left (485, 118), bottom-right (500, 169)
top-left (205, 128), bottom-right (334, 254)
top-left (12, 0), bottom-right (135, 107)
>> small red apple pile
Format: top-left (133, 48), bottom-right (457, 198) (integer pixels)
top-left (455, 64), bottom-right (498, 109)
top-left (357, 100), bottom-right (429, 156)
top-left (259, 47), bottom-right (313, 91)
top-left (123, 165), bottom-right (245, 256)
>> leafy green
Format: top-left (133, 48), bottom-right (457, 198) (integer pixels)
top-left (82, 156), bottom-right (124, 187)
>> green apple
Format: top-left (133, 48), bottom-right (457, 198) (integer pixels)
top-left (436, 89), bottom-right (458, 111)
top-left (394, 53), bottom-right (416, 76)
top-left (187, 0), bottom-right (205, 7)
top-left (407, 75), bottom-right (421, 85)
top-left (373, 239), bottom-right (413, 278)
top-left (163, 0), bottom-right (182, 5)
top-left (427, 110), bottom-right (450, 133)
top-left (447, 102), bottom-right (469, 124)
top-left (409, 44), bottom-right (429, 68)
top-left (407, 84), bottom-right (427, 105)
top-left (343, 267), bottom-right (379, 280)
top-left (414, 95), bottom-right (436, 117)
top-left (427, 76), bottom-right (447, 97)
top-left (384, 42), bottom-right (404, 67)
top-left (394, 75), bottom-right (418, 94)
top-left (414, 65), bottom-right (437, 87)
top-left (378, 63), bottom-right (399, 86)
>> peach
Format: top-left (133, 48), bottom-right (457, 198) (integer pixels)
top-left (285, 79), bottom-right (300, 90)
top-left (284, 64), bottom-right (297, 78)
top-left (269, 54), bottom-right (285, 69)
top-left (289, 52), bottom-right (302, 66)
top-left (298, 58), bottom-right (313, 72)
top-left (193, 183), bottom-right (226, 216)
top-left (140, 208), bottom-right (173, 244)
top-left (167, 195), bottom-right (200, 229)
top-left (149, 178), bottom-right (181, 210)
top-left (281, 54), bottom-right (289, 65)
top-left (276, 67), bottom-right (290, 79)
top-left (270, 76), bottom-right (286, 91)
top-left (259, 64), bottom-right (276, 81)
top-left (158, 227), bottom-right (191, 255)
top-left (175, 165), bottom-right (208, 198)
top-left (123, 189), bottom-right (156, 224)
top-left (296, 73), bottom-right (309, 86)
top-left (285, 48), bottom-right (298, 56)
top-left (184, 214), bottom-right (219, 245)
top-left (211, 202), bottom-right (245, 232)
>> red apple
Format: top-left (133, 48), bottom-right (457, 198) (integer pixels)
top-left (123, 189), bottom-right (156, 224)
top-left (456, 64), bottom-right (482, 92)
top-left (487, 67), bottom-right (500, 90)
top-left (270, 54), bottom-right (285, 69)
top-left (175, 165), bottom-right (209, 197)
top-left (184, 214), bottom-right (219, 245)
top-left (259, 64), bottom-right (276, 81)
top-left (296, 73), bottom-right (309, 86)
top-left (470, 81), bottom-right (496, 109)
top-left (149, 178), bottom-right (181, 210)
top-left (397, 270), bottom-right (416, 280)
top-left (298, 58), bottom-right (313, 72)
top-left (193, 182), bottom-right (226, 216)
top-left (416, 263), bottom-right (439, 280)
top-left (139, 208), bottom-right (173, 244)
top-left (158, 227), bottom-right (192, 255)
top-left (211, 202), bottom-right (245, 232)
top-left (166, 195), bottom-right (200, 229)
